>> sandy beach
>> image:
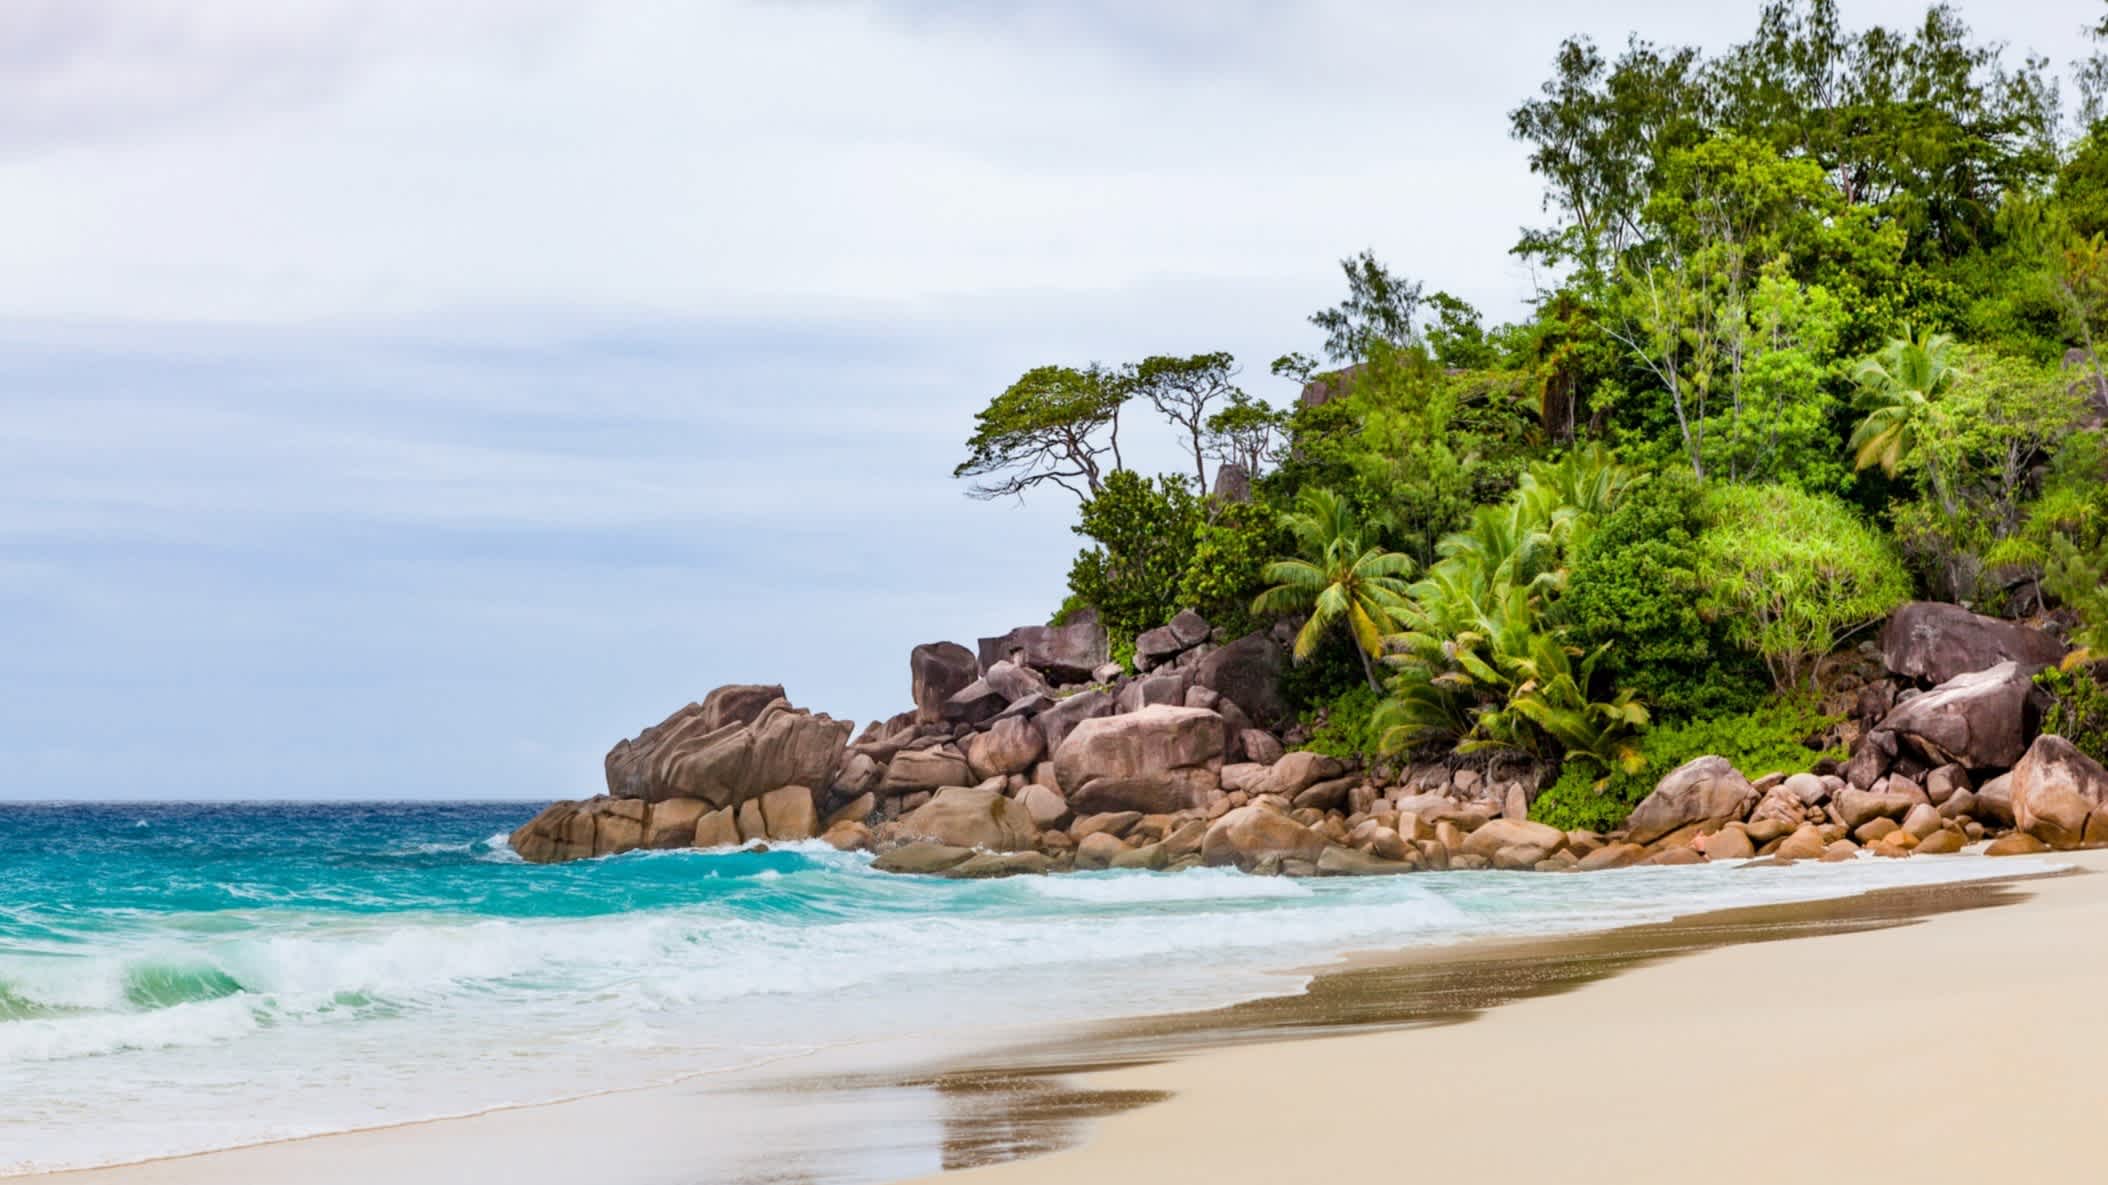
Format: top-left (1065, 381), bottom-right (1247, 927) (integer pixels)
top-left (28, 850), bottom-right (2100, 1185)
top-left (916, 850), bottom-right (2108, 1185)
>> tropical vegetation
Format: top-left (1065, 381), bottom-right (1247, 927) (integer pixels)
top-left (957, 0), bottom-right (2108, 830)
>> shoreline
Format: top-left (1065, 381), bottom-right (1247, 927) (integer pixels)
top-left (25, 852), bottom-right (2076, 1185)
top-left (909, 849), bottom-right (2108, 1185)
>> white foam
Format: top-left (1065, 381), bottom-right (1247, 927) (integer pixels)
top-left (1028, 867), bottom-right (1315, 903)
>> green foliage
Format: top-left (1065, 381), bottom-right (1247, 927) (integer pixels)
top-left (1895, 350), bottom-right (2085, 603)
top-left (2037, 661), bottom-right (2108, 765)
top-left (1299, 684), bottom-right (1384, 761)
top-left (1377, 446), bottom-right (1649, 772)
top-left (1310, 251), bottom-right (1425, 362)
top-left (2061, 133), bottom-right (2108, 242)
top-left (1201, 392), bottom-right (1289, 479)
top-left (1530, 697), bottom-right (1841, 832)
top-left (1696, 484), bottom-right (1909, 690)
top-left (1274, 343), bottom-right (1538, 565)
top-left (1131, 352), bottom-right (1242, 489)
top-left (1251, 488), bottom-right (1416, 689)
top-left (1425, 291), bottom-right (1501, 369)
top-left (1177, 500), bottom-right (1280, 638)
top-left (1560, 468), bottom-right (1768, 720)
top-left (1065, 470), bottom-right (1202, 648)
top-left (1848, 328), bottom-right (1960, 480)
top-left (956, 364), bottom-right (1132, 503)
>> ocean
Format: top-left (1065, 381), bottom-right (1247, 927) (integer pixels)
top-left (0, 801), bottom-right (2058, 1177)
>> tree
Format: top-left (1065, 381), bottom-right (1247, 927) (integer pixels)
top-left (954, 364), bottom-right (1131, 503)
top-left (1606, 136), bottom-right (1844, 483)
top-left (1425, 292), bottom-right (1499, 369)
top-left (1509, 34), bottom-right (1709, 275)
top-left (1063, 470), bottom-right (1202, 649)
top-left (1696, 483), bottom-right (1910, 690)
top-left (1251, 488), bottom-right (1415, 690)
top-left (1131, 352), bottom-right (1241, 490)
top-left (1374, 448), bottom-right (1648, 769)
top-left (1200, 391), bottom-right (1288, 482)
top-left (1847, 328), bottom-right (1959, 493)
top-left (1309, 251), bottom-right (1425, 363)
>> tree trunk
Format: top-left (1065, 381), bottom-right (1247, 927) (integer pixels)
top-left (1357, 643), bottom-right (1383, 693)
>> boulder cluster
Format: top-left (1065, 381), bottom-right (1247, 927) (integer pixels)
top-left (511, 600), bottom-right (2108, 875)
top-left (512, 612), bottom-right (1292, 865)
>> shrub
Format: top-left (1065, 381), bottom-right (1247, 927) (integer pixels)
top-left (1696, 484), bottom-right (1910, 690)
top-left (1064, 470), bottom-right (1201, 647)
top-left (1560, 468), bottom-right (1769, 720)
top-left (1529, 698), bottom-right (1841, 832)
top-left (2037, 661), bottom-right (2108, 765)
top-left (1300, 684), bottom-right (1384, 761)
top-left (1177, 499), bottom-right (1282, 639)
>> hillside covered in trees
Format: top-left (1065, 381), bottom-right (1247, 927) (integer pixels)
top-left (954, 0), bottom-right (2108, 832)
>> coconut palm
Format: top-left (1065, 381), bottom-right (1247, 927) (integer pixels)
top-left (1847, 328), bottom-right (1959, 489)
top-left (1250, 488), bottom-right (1415, 690)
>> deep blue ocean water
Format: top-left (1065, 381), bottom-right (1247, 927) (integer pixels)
top-left (0, 801), bottom-right (2057, 1175)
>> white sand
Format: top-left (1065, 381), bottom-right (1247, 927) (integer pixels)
top-left (915, 850), bottom-right (2108, 1185)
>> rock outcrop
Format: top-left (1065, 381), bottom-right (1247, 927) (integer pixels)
top-left (1623, 756), bottom-right (1758, 845)
top-left (1194, 631), bottom-right (1288, 728)
top-left (1200, 804), bottom-right (1328, 870)
top-left (910, 643), bottom-right (979, 725)
top-left (603, 692), bottom-right (850, 807)
top-left (1053, 705), bottom-right (1226, 814)
top-left (977, 621), bottom-right (1109, 685)
top-left (2009, 735), bottom-right (2108, 849)
top-left (897, 785), bottom-right (1040, 852)
top-left (1880, 602), bottom-right (2066, 687)
top-left (1874, 661), bottom-right (2037, 771)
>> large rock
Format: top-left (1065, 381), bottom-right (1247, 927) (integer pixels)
top-left (641, 797), bottom-right (709, 849)
top-left (983, 659), bottom-right (1051, 704)
top-left (510, 799), bottom-right (596, 863)
top-left (1014, 782), bottom-right (1071, 829)
top-left (1134, 610), bottom-right (1211, 671)
top-left (1835, 788), bottom-right (1918, 830)
top-left (1880, 602), bottom-right (2066, 687)
top-left (1257, 751), bottom-right (1346, 800)
top-left (880, 745), bottom-right (972, 796)
top-left (1115, 669), bottom-right (1191, 714)
top-left (872, 842), bottom-right (976, 875)
top-left (1874, 661), bottom-right (2037, 772)
top-left (1460, 817), bottom-right (1567, 860)
top-left (1034, 688), bottom-right (1118, 753)
top-left (941, 680), bottom-right (1008, 727)
top-left (1193, 631), bottom-right (1289, 729)
top-left (755, 784), bottom-right (818, 841)
top-left (511, 796), bottom-right (680, 862)
top-left (603, 692), bottom-right (850, 807)
top-left (1200, 805), bottom-right (1329, 870)
top-left (1623, 756), bottom-right (1758, 846)
top-left (2009, 734), bottom-right (2108, 849)
top-left (1053, 705), bottom-right (1227, 814)
top-left (962, 715), bottom-right (1047, 781)
top-left (897, 785), bottom-right (1040, 852)
top-left (978, 621), bottom-right (1109, 685)
top-left (911, 642), bottom-right (979, 725)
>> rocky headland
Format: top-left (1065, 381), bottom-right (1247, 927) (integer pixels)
top-left (511, 600), bottom-right (2108, 876)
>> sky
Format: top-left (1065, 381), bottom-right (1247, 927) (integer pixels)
top-left (0, 0), bottom-right (2095, 800)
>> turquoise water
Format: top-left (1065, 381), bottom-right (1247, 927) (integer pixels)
top-left (0, 802), bottom-right (2060, 1175)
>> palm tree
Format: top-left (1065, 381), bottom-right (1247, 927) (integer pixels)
top-left (1848, 328), bottom-right (1959, 495)
top-left (1250, 488), bottom-right (1415, 690)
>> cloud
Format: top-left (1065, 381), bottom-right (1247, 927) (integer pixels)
top-left (0, 1), bottom-right (579, 151)
top-left (0, 0), bottom-right (2089, 800)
